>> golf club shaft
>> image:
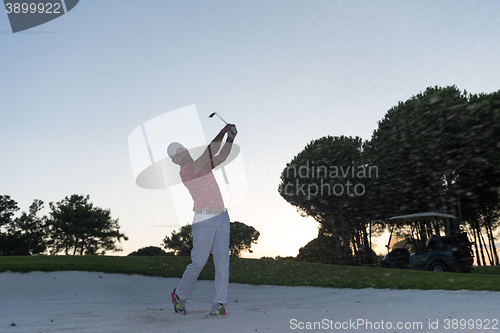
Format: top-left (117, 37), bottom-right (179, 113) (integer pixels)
top-left (214, 113), bottom-right (227, 124)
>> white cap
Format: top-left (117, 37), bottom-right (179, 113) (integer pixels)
top-left (167, 142), bottom-right (185, 159)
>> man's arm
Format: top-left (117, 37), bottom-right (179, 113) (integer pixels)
top-left (211, 135), bottom-right (235, 168)
top-left (193, 124), bottom-right (236, 174)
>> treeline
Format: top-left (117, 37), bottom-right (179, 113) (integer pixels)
top-left (280, 86), bottom-right (500, 266)
top-left (0, 194), bottom-right (128, 256)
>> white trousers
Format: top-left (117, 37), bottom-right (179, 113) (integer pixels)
top-left (175, 212), bottom-right (230, 304)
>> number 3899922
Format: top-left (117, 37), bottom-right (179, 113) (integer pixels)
top-left (5, 3), bottom-right (62, 14)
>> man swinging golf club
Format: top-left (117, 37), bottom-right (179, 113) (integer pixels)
top-left (167, 122), bottom-right (237, 318)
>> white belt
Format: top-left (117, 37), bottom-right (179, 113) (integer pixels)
top-left (193, 209), bottom-right (227, 224)
top-left (194, 209), bottom-right (227, 215)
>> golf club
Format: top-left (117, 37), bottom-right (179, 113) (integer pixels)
top-left (209, 112), bottom-right (227, 124)
top-left (209, 112), bottom-right (237, 137)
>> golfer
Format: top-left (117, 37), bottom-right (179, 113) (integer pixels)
top-left (167, 123), bottom-right (237, 317)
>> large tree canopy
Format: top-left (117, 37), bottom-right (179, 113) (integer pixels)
top-left (229, 221), bottom-right (260, 257)
top-left (47, 194), bottom-right (128, 255)
top-left (368, 86), bottom-right (500, 216)
top-left (279, 136), bottom-right (382, 265)
top-left (163, 221), bottom-right (260, 258)
top-left (162, 224), bottom-right (193, 256)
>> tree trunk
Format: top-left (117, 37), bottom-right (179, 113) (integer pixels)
top-left (363, 223), bottom-right (373, 266)
top-left (338, 208), bottom-right (352, 265)
top-left (326, 216), bottom-right (344, 264)
top-left (354, 227), bottom-right (365, 265)
top-left (351, 232), bottom-right (359, 265)
top-left (479, 228), bottom-right (492, 265)
top-left (369, 220), bottom-right (372, 253)
top-left (471, 221), bottom-right (481, 266)
top-left (485, 217), bottom-right (499, 266)
top-left (476, 221), bottom-right (487, 266)
top-left (446, 178), bottom-right (459, 232)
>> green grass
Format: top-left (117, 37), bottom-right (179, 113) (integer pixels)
top-left (0, 255), bottom-right (499, 291)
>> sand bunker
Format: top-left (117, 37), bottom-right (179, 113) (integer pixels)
top-left (1, 271), bottom-right (499, 333)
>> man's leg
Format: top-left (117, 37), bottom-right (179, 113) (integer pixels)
top-left (175, 219), bottom-right (216, 300)
top-left (211, 212), bottom-right (230, 304)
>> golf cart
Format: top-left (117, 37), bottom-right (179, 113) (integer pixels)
top-left (379, 213), bottom-right (474, 272)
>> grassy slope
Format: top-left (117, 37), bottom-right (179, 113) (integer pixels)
top-left (0, 256), bottom-right (499, 291)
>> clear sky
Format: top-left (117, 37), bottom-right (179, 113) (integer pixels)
top-left (2, 0), bottom-right (500, 258)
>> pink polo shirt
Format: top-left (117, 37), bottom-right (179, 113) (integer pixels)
top-left (180, 161), bottom-right (225, 211)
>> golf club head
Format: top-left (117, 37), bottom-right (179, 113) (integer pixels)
top-left (208, 112), bottom-right (228, 124)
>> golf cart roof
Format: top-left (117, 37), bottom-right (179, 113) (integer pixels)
top-left (389, 212), bottom-right (456, 222)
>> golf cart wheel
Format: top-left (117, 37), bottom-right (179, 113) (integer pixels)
top-left (379, 263), bottom-right (390, 268)
top-left (430, 262), bottom-right (448, 272)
